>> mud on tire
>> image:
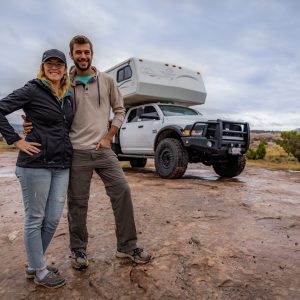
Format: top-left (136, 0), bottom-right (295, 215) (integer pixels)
top-left (129, 158), bottom-right (147, 168)
top-left (213, 155), bottom-right (246, 178)
top-left (155, 138), bottom-right (188, 179)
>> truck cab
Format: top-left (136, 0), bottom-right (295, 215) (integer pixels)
top-left (119, 103), bottom-right (206, 154)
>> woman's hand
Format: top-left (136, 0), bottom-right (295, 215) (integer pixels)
top-left (14, 139), bottom-right (41, 156)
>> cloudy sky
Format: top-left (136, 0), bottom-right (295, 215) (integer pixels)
top-left (1, 0), bottom-right (299, 130)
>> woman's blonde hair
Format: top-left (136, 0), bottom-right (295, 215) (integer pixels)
top-left (37, 63), bottom-right (71, 99)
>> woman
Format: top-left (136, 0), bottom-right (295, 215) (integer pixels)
top-left (0, 49), bottom-right (73, 288)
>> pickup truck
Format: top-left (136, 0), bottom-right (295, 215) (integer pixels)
top-left (106, 57), bottom-right (250, 178)
top-left (112, 102), bottom-right (250, 178)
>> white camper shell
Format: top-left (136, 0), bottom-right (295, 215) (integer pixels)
top-left (105, 57), bottom-right (207, 107)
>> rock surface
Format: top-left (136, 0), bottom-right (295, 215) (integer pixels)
top-left (0, 150), bottom-right (300, 299)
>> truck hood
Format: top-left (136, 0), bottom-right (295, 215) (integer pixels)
top-left (162, 115), bottom-right (208, 128)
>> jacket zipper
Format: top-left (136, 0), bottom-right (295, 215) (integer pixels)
top-left (45, 84), bottom-right (68, 168)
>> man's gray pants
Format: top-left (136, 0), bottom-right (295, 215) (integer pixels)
top-left (67, 148), bottom-right (137, 252)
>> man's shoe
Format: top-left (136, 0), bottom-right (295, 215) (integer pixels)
top-left (116, 248), bottom-right (152, 264)
top-left (70, 250), bottom-right (89, 269)
top-left (26, 265), bottom-right (59, 279)
top-left (34, 271), bottom-right (66, 289)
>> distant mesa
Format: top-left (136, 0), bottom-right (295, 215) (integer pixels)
top-left (251, 129), bottom-right (300, 133)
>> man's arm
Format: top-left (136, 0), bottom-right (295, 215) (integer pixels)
top-left (109, 77), bottom-right (125, 128)
top-left (95, 124), bottom-right (118, 150)
top-left (22, 115), bottom-right (33, 134)
top-left (95, 76), bottom-right (125, 150)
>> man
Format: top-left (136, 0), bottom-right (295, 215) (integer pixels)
top-left (66, 35), bottom-right (152, 269)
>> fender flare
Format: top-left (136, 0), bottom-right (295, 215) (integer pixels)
top-left (154, 125), bottom-right (183, 150)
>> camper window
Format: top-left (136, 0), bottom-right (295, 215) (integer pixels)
top-left (117, 65), bottom-right (132, 82)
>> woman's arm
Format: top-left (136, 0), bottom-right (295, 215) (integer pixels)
top-left (0, 83), bottom-right (33, 145)
top-left (0, 82), bottom-right (41, 155)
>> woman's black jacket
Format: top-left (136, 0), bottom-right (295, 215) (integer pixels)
top-left (0, 79), bottom-right (74, 168)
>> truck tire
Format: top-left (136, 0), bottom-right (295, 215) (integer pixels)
top-left (129, 158), bottom-right (147, 168)
top-left (155, 138), bottom-right (188, 179)
top-left (213, 155), bottom-right (246, 178)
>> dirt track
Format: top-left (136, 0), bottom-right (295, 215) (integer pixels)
top-left (1, 150), bottom-right (300, 300)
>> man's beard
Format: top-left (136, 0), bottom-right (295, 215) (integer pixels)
top-left (74, 60), bottom-right (91, 71)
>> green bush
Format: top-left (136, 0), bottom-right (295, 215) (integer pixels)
top-left (246, 148), bottom-right (256, 160)
top-left (256, 142), bottom-right (266, 159)
top-left (246, 141), bottom-right (266, 160)
top-left (277, 131), bottom-right (300, 162)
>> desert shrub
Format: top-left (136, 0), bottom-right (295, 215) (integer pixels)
top-left (265, 144), bottom-right (297, 162)
top-left (260, 138), bottom-right (268, 146)
top-left (256, 142), bottom-right (266, 159)
top-left (277, 131), bottom-right (300, 162)
top-left (246, 148), bottom-right (256, 160)
top-left (246, 141), bottom-right (266, 160)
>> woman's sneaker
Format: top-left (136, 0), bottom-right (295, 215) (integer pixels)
top-left (70, 250), bottom-right (89, 269)
top-left (34, 271), bottom-right (66, 289)
top-left (26, 265), bottom-right (59, 279)
top-left (116, 248), bottom-right (152, 264)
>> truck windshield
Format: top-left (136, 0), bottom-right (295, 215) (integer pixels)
top-left (159, 105), bottom-right (200, 116)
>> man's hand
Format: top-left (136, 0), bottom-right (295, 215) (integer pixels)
top-left (96, 138), bottom-right (111, 150)
top-left (14, 139), bottom-right (41, 156)
top-left (22, 115), bottom-right (33, 135)
top-left (95, 124), bottom-right (119, 150)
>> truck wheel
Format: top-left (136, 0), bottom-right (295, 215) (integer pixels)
top-left (213, 155), bottom-right (246, 178)
top-left (129, 158), bottom-right (147, 168)
top-left (155, 138), bottom-right (188, 179)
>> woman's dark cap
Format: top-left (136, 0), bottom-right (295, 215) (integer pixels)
top-left (42, 49), bottom-right (66, 64)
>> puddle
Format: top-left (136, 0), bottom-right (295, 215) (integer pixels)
top-left (184, 169), bottom-right (245, 182)
top-left (0, 166), bottom-right (16, 178)
top-left (184, 172), bottom-right (219, 181)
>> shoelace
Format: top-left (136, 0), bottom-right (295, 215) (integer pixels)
top-left (133, 248), bottom-right (143, 257)
top-left (74, 251), bottom-right (86, 258)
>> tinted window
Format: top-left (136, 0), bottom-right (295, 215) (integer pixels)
top-left (159, 105), bottom-right (200, 116)
top-left (127, 108), bottom-right (138, 123)
top-left (117, 65), bottom-right (132, 82)
top-left (141, 106), bottom-right (160, 121)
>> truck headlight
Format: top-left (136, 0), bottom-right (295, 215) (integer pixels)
top-left (191, 129), bottom-right (203, 136)
top-left (183, 123), bottom-right (205, 136)
top-left (191, 124), bottom-right (205, 136)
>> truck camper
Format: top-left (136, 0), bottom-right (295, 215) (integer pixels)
top-left (105, 57), bottom-right (207, 107)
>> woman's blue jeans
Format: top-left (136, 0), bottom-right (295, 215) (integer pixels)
top-left (15, 167), bottom-right (69, 270)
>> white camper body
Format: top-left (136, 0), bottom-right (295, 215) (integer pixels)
top-left (105, 57), bottom-right (207, 107)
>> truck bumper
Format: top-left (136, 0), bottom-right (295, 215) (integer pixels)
top-left (181, 120), bottom-right (250, 156)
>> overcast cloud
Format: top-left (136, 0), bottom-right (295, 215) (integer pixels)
top-left (1, 0), bottom-right (299, 130)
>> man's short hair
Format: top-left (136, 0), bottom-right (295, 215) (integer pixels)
top-left (69, 35), bottom-right (93, 54)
